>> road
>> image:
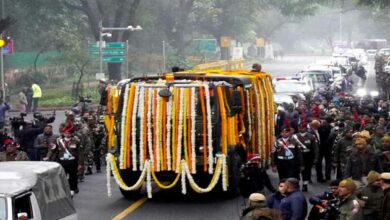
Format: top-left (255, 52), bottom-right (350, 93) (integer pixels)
top-left (7, 55), bottom-right (377, 220)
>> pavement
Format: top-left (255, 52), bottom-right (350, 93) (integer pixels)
top-left (6, 55), bottom-right (378, 220)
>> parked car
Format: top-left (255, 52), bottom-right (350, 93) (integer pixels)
top-left (366, 49), bottom-right (377, 60)
top-left (0, 162), bottom-right (77, 220)
top-left (273, 77), bottom-right (313, 100)
top-left (297, 70), bottom-right (333, 90)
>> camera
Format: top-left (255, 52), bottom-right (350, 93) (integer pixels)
top-left (79, 96), bottom-right (92, 103)
top-left (33, 111), bottom-right (56, 124)
top-left (10, 113), bottom-right (27, 130)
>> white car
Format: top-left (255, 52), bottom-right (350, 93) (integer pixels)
top-left (379, 48), bottom-right (390, 57)
top-left (273, 78), bottom-right (313, 100)
top-left (384, 61), bottom-right (390, 73)
top-left (366, 49), bottom-right (377, 59)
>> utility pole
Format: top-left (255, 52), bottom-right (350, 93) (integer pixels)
top-left (0, 0), bottom-right (5, 102)
top-left (162, 40), bottom-right (166, 72)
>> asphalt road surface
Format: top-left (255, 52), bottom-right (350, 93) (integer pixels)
top-left (6, 55), bottom-right (377, 220)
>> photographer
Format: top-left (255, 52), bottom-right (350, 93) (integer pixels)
top-left (18, 120), bottom-right (45, 161)
top-left (34, 125), bottom-right (59, 161)
top-left (308, 180), bottom-right (340, 220)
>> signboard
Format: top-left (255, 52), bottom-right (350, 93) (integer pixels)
top-left (88, 41), bottom-right (127, 63)
top-left (256, 38), bottom-right (265, 47)
top-left (95, 73), bottom-right (105, 80)
top-left (193, 39), bottom-right (217, 53)
top-left (89, 50), bottom-right (126, 56)
top-left (103, 57), bottom-right (124, 63)
top-left (2, 39), bottom-right (14, 55)
top-left (220, 36), bottom-right (231, 48)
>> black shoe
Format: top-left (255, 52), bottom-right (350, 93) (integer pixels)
top-left (96, 169), bottom-right (101, 173)
top-left (302, 185), bottom-right (308, 192)
top-left (74, 188), bottom-right (79, 194)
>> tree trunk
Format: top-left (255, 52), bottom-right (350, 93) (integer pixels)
top-left (108, 63), bottom-right (122, 81)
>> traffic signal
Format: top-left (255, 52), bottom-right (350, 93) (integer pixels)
top-left (0, 36), bottom-right (10, 48)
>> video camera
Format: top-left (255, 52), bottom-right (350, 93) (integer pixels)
top-left (315, 192), bottom-right (340, 220)
top-left (79, 96), bottom-right (92, 103)
top-left (33, 111), bottom-right (56, 124)
top-left (9, 113), bottom-right (27, 131)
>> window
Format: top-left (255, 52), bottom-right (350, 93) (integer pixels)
top-left (14, 193), bottom-right (33, 219)
top-left (0, 197), bottom-right (6, 220)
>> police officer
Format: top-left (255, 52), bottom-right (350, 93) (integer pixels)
top-left (295, 122), bottom-right (318, 192)
top-left (272, 126), bottom-right (303, 181)
top-left (337, 178), bottom-right (363, 220)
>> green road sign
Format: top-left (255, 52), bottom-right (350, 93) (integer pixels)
top-left (193, 39), bottom-right (217, 53)
top-left (89, 50), bottom-right (126, 56)
top-left (103, 56), bottom-right (124, 63)
top-left (106, 42), bottom-right (126, 49)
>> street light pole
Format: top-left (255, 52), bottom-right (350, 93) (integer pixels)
top-left (98, 24), bottom-right (142, 79)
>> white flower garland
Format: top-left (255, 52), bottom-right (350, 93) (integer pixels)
top-left (166, 87), bottom-right (173, 171)
top-left (120, 84), bottom-right (130, 169)
top-left (146, 160), bottom-right (152, 198)
top-left (221, 154), bottom-right (228, 191)
top-left (155, 88), bottom-right (161, 172)
top-left (138, 86), bottom-right (145, 170)
top-left (246, 91), bottom-right (252, 139)
top-left (131, 85), bottom-right (140, 171)
top-left (106, 153), bottom-right (147, 192)
top-left (176, 88), bottom-right (184, 173)
top-left (181, 160), bottom-right (187, 195)
top-left (106, 154), bottom-right (112, 197)
top-left (204, 83), bottom-right (214, 174)
top-left (183, 154), bottom-right (227, 193)
top-left (254, 83), bottom-right (262, 155)
top-left (147, 88), bottom-right (154, 168)
top-left (190, 87), bottom-right (196, 174)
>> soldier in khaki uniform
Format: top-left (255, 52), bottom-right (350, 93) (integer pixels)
top-left (337, 178), bottom-right (363, 220)
top-left (0, 138), bottom-right (29, 161)
top-left (380, 173), bottom-right (390, 220)
top-left (356, 171), bottom-right (384, 220)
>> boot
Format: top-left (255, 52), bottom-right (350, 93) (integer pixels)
top-left (85, 167), bottom-right (93, 175)
top-left (302, 184), bottom-right (308, 192)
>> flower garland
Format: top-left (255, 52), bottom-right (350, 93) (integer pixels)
top-left (131, 85), bottom-right (140, 171)
top-left (199, 86), bottom-right (208, 172)
top-left (147, 88), bottom-right (154, 168)
top-left (204, 83), bottom-right (214, 174)
top-left (166, 87), bottom-right (173, 171)
top-left (146, 159), bottom-right (152, 198)
top-left (138, 86), bottom-right (145, 170)
top-left (190, 87), bottom-right (196, 174)
top-left (106, 154), bottom-right (112, 197)
top-left (106, 153), bottom-right (147, 195)
top-left (155, 88), bottom-right (161, 172)
top-left (176, 88), bottom-right (184, 173)
top-left (119, 84), bottom-right (130, 169)
top-left (253, 81), bottom-right (262, 156)
top-left (181, 160), bottom-right (187, 195)
top-left (184, 154), bottom-right (227, 193)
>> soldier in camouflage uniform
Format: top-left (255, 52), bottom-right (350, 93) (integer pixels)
top-left (0, 138), bottom-right (29, 161)
top-left (333, 127), bottom-right (354, 179)
top-left (370, 126), bottom-right (385, 153)
top-left (80, 114), bottom-right (95, 177)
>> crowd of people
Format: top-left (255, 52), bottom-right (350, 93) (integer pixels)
top-left (0, 80), bottom-right (108, 197)
top-left (241, 62), bottom-right (390, 220)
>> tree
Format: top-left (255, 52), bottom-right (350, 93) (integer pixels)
top-left (61, 0), bottom-right (142, 81)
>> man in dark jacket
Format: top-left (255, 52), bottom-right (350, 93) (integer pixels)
top-left (345, 138), bottom-right (383, 187)
top-left (380, 172), bottom-right (390, 220)
top-left (18, 120), bottom-right (45, 161)
top-left (356, 171), bottom-right (384, 220)
top-left (33, 124), bottom-right (59, 161)
top-left (279, 178), bottom-right (307, 220)
top-left (316, 118), bottom-right (333, 183)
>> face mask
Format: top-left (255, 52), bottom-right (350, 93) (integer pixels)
top-left (64, 137), bottom-right (71, 141)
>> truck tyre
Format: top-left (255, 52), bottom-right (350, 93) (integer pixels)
top-left (119, 170), bottom-right (142, 200)
top-left (226, 151), bottom-right (241, 197)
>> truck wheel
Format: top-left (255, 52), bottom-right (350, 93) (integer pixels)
top-left (119, 170), bottom-right (142, 200)
top-left (226, 151), bottom-right (241, 197)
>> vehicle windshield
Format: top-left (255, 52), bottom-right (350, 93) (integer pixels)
top-left (303, 73), bottom-right (327, 83)
top-left (274, 82), bottom-right (305, 93)
top-left (0, 197), bottom-right (6, 220)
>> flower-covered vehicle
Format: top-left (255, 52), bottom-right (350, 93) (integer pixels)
top-left (104, 69), bottom-right (275, 199)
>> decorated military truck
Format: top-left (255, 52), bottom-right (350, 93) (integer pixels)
top-left (104, 68), bottom-right (275, 199)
